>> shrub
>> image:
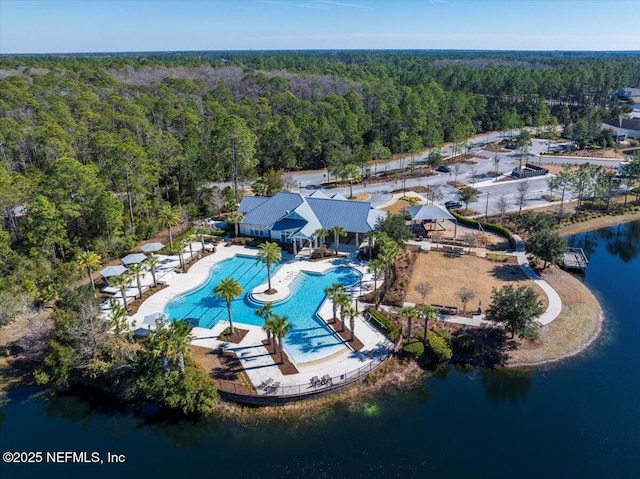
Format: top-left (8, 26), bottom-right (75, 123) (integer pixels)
top-left (433, 328), bottom-right (452, 348)
top-left (367, 309), bottom-right (400, 342)
top-left (427, 330), bottom-right (453, 364)
top-left (452, 333), bottom-right (482, 361)
top-left (402, 340), bottom-right (424, 360)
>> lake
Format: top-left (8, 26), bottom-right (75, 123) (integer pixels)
top-left (1, 221), bottom-right (639, 479)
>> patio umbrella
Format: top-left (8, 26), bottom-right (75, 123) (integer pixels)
top-left (133, 327), bottom-right (152, 338)
top-left (143, 312), bottom-right (167, 327)
top-left (100, 265), bottom-right (128, 278)
top-left (121, 253), bottom-right (148, 265)
top-left (141, 242), bottom-right (165, 254)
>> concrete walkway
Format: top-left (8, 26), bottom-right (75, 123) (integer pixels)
top-left (510, 234), bottom-right (562, 325)
top-left (401, 234), bottom-right (563, 328)
top-left (130, 244), bottom-right (393, 396)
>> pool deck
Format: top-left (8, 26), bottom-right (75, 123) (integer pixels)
top-left (130, 243), bottom-right (393, 396)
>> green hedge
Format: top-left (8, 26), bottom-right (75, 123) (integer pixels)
top-left (450, 211), bottom-right (517, 250)
top-left (367, 309), bottom-right (401, 343)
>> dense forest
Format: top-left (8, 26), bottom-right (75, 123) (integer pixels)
top-left (0, 49), bottom-right (639, 306)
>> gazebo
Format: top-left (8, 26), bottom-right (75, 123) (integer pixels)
top-left (407, 204), bottom-right (458, 238)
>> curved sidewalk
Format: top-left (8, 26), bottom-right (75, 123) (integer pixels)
top-left (510, 234), bottom-right (562, 325)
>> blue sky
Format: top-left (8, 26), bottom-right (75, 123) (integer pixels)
top-left (1, 0), bottom-right (639, 54)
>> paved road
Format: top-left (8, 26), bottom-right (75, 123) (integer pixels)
top-left (212, 129), bottom-right (625, 216)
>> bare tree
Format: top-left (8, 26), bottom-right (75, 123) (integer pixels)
top-left (497, 195), bottom-right (510, 224)
top-left (464, 233), bottom-right (477, 253)
top-left (414, 282), bottom-right (432, 306)
top-left (426, 185), bottom-right (443, 205)
top-left (432, 231), bottom-right (444, 249)
top-left (516, 180), bottom-right (531, 215)
top-left (457, 288), bottom-right (476, 313)
top-left (16, 310), bottom-right (54, 361)
top-left (453, 162), bottom-right (462, 182)
top-left (470, 165), bottom-right (479, 186)
top-left (493, 156), bottom-right (501, 177)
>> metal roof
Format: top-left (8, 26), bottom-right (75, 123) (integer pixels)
top-left (367, 208), bottom-right (388, 229)
top-left (239, 195), bottom-right (269, 214)
top-left (241, 192), bottom-right (304, 226)
top-left (306, 197), bottom-right (374, 233)
top-left (239, 191), bottom-right (381, 236)
top-left (407, 204), bottom-right (456, 221)
top-left (308, 190), bottom-right (330, 199)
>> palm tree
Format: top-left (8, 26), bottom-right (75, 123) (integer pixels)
top-left (128, 262), bottom-right (146, 299)
top-left (342, 163), bottom-right (361, 198)
top-left (146, 256), bottom-right (159, 288)
top-left (271, 313), bottom-right (293, 365)
top-left (419, 305), bottom-right (438, 343)
top-left (369, 258), bottom-right (384, 292)
top-left (256, 241), bottom-right (282, 293)
top-left (325, 283), bottom-right (346, 321)
top-left (213, 277), bottom-right (243, 334)
top-left (314, 228), bottom-right (329, 257)
top-left (335, 292), bottom-right (351, 332)
top-left (330, 225), bottom-right (347, 254)
top-left (185, 234), bottom-right (196, 261)
top-left (111, 271), bottom-right (133, 311)
top-left (399, 306), bottom-right (418, 341)
top-left (77, 251), bottom-right (101, 292)
top-left (169, 319), bottom-right (193, 373)
top-left (364, 230), bottom-right (377, 259)
top-left (227, 211), bottom-right (243, 237)
top-left (256, 302), bottom-right (276, 348)
top-left (158, 205), bottom-right (182, 249)
top-left (344, 304), bottom-right (358, 341)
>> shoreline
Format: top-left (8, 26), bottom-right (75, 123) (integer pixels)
top-left (504, 266), bottom-right (604, 368)
top-left (556, 209), bottom-right (640, 237)
top-left (2, 212), bottom-right (637, 408)
top-left (505, 312), bottom-right (603, 368)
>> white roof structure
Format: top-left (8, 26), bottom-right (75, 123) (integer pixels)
top-left (407, 204), bottom-right (456, 222)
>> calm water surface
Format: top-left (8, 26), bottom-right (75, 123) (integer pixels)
top-left (1, 222), bottom-right (639, 479)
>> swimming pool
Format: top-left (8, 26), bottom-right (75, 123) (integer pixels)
top-left (164, 255), bottom-right (362, 363)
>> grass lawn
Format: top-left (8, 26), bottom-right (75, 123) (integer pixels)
top-left (382, 198), bottom-right (413, 215)
top-left (405, 251), bottom-right (549, 313)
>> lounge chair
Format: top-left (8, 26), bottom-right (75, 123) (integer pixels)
top-left (321, 374), bottom-right (333, 386)
top-left (258, 378), bottom-right (274, 390)
top-left (310, 376), bottom-right (321, 388)
top-left (267, 382), bottom-right (281, 394)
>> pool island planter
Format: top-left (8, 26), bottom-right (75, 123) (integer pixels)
top-left (215, 346), bottom-right (394, 405)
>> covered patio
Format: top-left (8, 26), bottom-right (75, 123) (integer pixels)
top-left (407, 204), bottom-right (458, 238)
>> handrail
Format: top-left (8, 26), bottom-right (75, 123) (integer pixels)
top-left (215, 340), bottom-right (395, 401)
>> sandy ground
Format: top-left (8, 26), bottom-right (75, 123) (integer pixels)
top-left (405, 251), bottom-right (549, 313)
top-left (505, 267), bottom-right (602, 366)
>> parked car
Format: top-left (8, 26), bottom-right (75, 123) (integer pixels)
top-left (444, 200), bottom-right (462, 209)
top-left (436, 165), bottom-right (452, 173)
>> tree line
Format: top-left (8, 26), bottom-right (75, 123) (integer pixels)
top-left (0, 50), bottom-right (638, 322)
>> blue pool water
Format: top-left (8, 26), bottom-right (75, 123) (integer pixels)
top-left (164, 255), bottom-right (362, 363)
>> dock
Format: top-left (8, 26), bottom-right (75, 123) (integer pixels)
top-left (563, 247), bottom-right (589, 272)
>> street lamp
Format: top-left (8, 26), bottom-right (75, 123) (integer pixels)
top-left (485, 192), bottom-right (490, 220)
